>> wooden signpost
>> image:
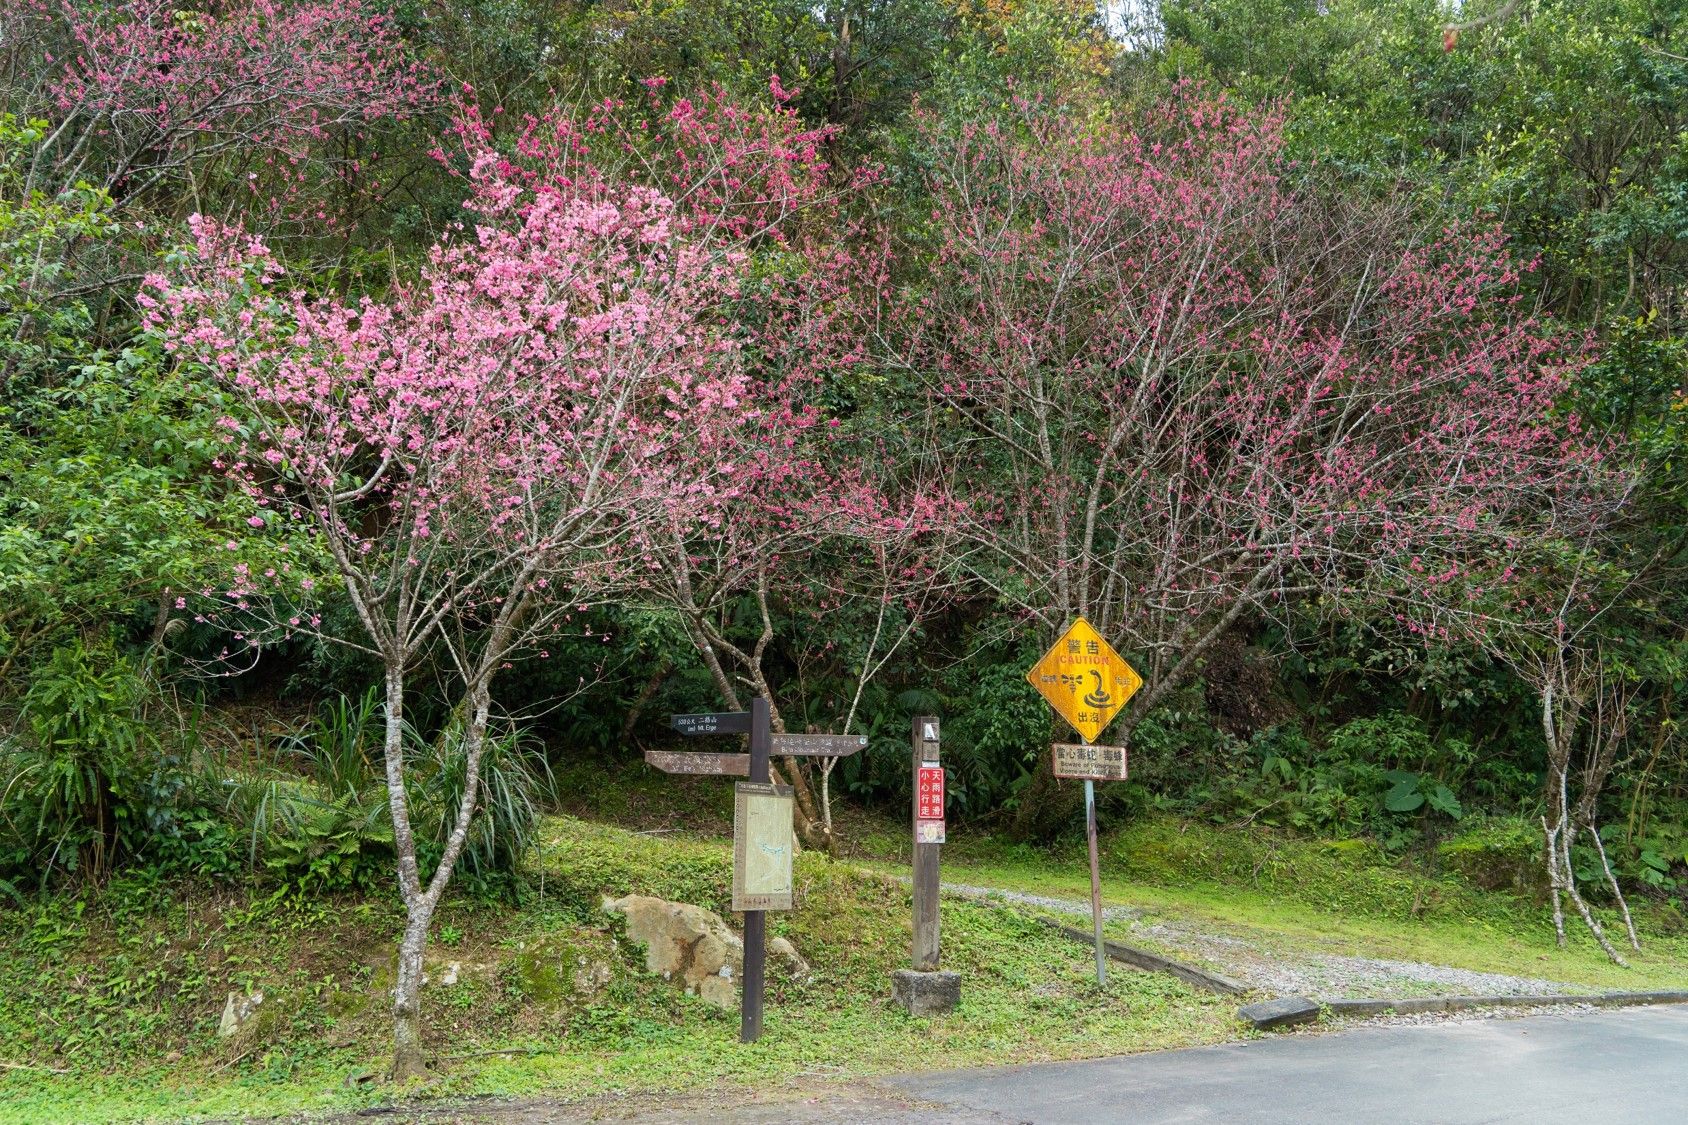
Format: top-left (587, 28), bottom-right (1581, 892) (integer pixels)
top-left (912, 716), bottom-right (943, 968)
top-left (643, 749), bottom-right (749, 776)
top-left (670, 711), bottom-right (752, 736)
top-left (645, 702), bottom-right (866, 1042)
top-left (1027, 618), bottom-right (1142, 986)
top-left (772, 732), bottom-right (869, 756)
top-left (891, 714), bottom-right (959, 1015)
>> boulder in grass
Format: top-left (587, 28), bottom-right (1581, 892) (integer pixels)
top-left (1239, 995), bottom-right (1321, 1030)
top-left (217, 990), bottom-right (265, 1039)
top-left (603, 894), bottom-right (810, 1010)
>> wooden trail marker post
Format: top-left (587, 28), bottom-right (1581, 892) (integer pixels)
top-left (1027, 618), bottom-right (1141, 986)
top-left (912, 716), bottom-right (943, 969)
top-left (740, 697), bottom-right (773, 1043)
top-left (645, 701), bottom-right (865, 1042)
top-left (892, 715), bottom-right (960, 1015)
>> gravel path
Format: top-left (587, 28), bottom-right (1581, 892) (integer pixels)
top-left (940, 882), bottom-right (1584, 1000)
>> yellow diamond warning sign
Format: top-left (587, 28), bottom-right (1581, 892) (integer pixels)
top-left (1027, 617), bottom-right (1142, 743)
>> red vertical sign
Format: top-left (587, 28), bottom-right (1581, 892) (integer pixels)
top-left (917, 765), bottom-right (945, 821)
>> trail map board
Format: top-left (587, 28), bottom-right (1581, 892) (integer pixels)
top-left (732, 782), bottom-right (795, 911)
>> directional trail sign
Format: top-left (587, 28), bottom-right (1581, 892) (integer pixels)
top-left (644, 750), bottom-right (749, 776)
top-left (771, 733), bottom-right (868, 757)
top-left (1026, 618), bottom-right (1143, 743)
top-left (671, 711), bottom-right (751, 736)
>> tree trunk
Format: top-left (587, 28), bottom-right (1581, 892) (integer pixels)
top-left (391, 902), bottom-right (434, 1080)
top-left (620, 657), bottom-right (674, 743)
top-left (381, 659), bottom-right (433, 1078)
top-left (687, 617), bottom-right (832, 850)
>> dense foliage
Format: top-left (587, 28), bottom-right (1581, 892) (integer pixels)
top-left (5, 0), bottom-right (1688, 1064)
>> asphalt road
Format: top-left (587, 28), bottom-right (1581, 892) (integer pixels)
top-left (889, 1005), bottom-right (1688, 1124)
top-left (338, 1005), bottom-right (1688, 1124)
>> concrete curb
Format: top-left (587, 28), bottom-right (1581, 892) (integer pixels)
top-left (1321, 990), bottom-right (1688, 1018)
top-left (924, 880), bottom-right (1248, 996)
top-left (1037, 916), bottom-right (1250, 996)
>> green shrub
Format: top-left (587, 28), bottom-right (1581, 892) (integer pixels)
top-left (2, 642), bottom-right (153, 884)
top-left (411, 719), bottom-right (555, 894)
top-left (1438, 817), bottom-right (1546, 898)
top-left (214, 692), bottom-right (553, 895)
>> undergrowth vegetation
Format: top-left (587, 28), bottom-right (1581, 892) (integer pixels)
top-left (5, 803), bottom-right (1685, 1122)
top-left (1, 669), bottom-right (552, 899)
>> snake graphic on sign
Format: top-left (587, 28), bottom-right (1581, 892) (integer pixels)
top-left (1026, 617), bottom-right (1142, 743)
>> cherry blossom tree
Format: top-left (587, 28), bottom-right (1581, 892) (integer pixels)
top-left (634, 420), bottom-right (957, 849)
top-left (2, 0), bottom-right (437, 270)
top-left (883, 90), bottom-right (1625, 839)
top-left (146, 141), bottom-right (760, 1077)
top-left (474, 80), bottom-right (951, 850)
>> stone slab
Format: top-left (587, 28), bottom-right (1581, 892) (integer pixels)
top-left (893, 969), bottom-right (962, 1017)
top-left (1238, 995), bottom-right (1321, 1030)
top-left (1390, 997), bottom-right (1450, 1014)
top-left (1592, 990), bottom-right (1688, 1007)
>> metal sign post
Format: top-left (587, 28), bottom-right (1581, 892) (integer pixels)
top-left (1027, 617), bottom-right (1141, 987)
top-left (1056, 740), bottom-right (1129, 985)
top-left (1083, 777), bottom-right (1105, 986)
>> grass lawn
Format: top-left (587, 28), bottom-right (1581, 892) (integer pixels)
top-left (0, 816), bottom-right (1234, 1124)
top-left (5, 786), bottom-right (1687, 1124)
top-left (860, 818), bottom-right (1688, 994)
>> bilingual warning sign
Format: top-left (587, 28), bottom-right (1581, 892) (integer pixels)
top-left (1052, 742), bottom-right (1128, 781)
top-left (1026, 617), bottom-right (1142, 743)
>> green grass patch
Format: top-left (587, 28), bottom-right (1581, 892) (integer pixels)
top-left (878, 817), bottom-right (1688, 994)
top-left (10, 801), bottom-right (1688, 1123)
top-left (0, 816), bottom-right (1234, 1123)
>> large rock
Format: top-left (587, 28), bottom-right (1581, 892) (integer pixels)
top-left (216, 989), bottom-right (285, 1049)
top-left (1238, 995), bottom-right (1321, 1030)
top-left (506, 934), bottom-right (616, 1004)
top-left (769, 936), bottom-right (812, 982)
top-left (217, 990), bottom-right (265, 1039)
top-left (604, 894), bottom-right (741, 1008)
top-left (605, 894), bottom-right (808, 1010)
top-left (892, 969), bottom-right (961, 1016)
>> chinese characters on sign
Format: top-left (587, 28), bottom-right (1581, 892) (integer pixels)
top-left (732, 782), bottom-right (795, 912)
top-left (917, 765), bottom-right (945, 819)
top-left (770, 733), bottom-right (869, 756)
top-left (916, 763), bottom-right (945, 844)
top-left (671, 711), bottom-right (752, 735)
top-left (1051, 743), bottom-right (1129, 781)
top-left (1025, 618), bottom-right (1143, 742)
top-left (644, 749), bottom-right (749, 776)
